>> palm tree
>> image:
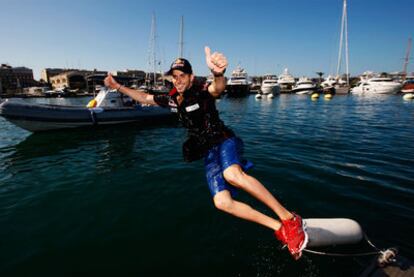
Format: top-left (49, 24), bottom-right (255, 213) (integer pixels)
top-left (316, 72), bottom-right (324, 84)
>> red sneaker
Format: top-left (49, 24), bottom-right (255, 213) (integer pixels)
top-left (274, 212), bottom-right (308, 260)
top-left (274, 224), bottom-right (287, 245)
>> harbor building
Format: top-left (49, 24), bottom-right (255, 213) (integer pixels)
top-left (111, 69), bottom-right (146, 80)
top-left (41, 68), bottom-right (67, 84)
top-left (85, 71), bottom-right (145, 94)
top-left (49, 71), bottom-right (87, 90)
top-left (46, 68), bottom-right (147, 93)
top-left (0, 64), bottom-right (35, 95)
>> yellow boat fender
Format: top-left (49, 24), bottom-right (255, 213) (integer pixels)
top-left (311, 93), bottom-right (319, 100)
top-left (324, 94), bottom-right (333, 100)
top-left (86, 99), bottom-right (97, 108)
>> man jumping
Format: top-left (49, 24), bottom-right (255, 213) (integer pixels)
top-left (104, 46), bottom-right (308, 259)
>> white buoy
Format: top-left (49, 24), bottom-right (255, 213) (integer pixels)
top-left (304, 218), bottom-right (363, 247)
top-left (255, 94), bottom-right (262, 99)
top-left (268, 94), bottom-right (275, 99)
top-left (403, 93), bottom-right (414, 100)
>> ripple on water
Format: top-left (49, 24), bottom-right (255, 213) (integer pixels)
top-left (0, 95), bottom-right (414, 275)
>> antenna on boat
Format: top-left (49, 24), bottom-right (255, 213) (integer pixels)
top-left (178, 16), bottom-right (184, 58)
top-left (336, 0), bottom-right (349, 86)
top-left (402, 37), bottom-right (412, 80)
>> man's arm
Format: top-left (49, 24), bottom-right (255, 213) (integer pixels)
top-left (204, 46), bottom-right (228, 97)
top-left (104, 73), bottom-right (157, 105)
top-left (208, 75), bottom-right (226, 97)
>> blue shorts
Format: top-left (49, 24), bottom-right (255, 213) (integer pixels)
top-left (204, 137), bottom-right (254, 197)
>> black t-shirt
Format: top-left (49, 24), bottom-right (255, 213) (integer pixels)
top-left (154, 84), bottom-right (234, 161)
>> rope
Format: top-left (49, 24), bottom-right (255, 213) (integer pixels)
top-left (302, 232), bottom-right (398, 266)
top-left (302, 232), bottom-right (382, 258)
top-left (303, 248), bottom-right (380, 257)
top-left (363, 233), bottom-right (381, 251)
top-left (89, 109), bottom-right (98, 125)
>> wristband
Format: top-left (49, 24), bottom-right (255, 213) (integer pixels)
top-left (212, 68), bottom-right (226, 77)
top-left (116, 84), bottom-right (122, 91)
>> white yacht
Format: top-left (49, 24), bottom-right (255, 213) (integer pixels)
top-left (351, 77), bottom-right (402, 94)
top-left (260, 74), bottom-right (280, 96)
top-left (277, 68), bottom-right (296, 92)
top-left (226, 66), bottom-right (251, 97)
top-left (321, 75), bottom-right (337, 88)
top-left (321, 75), bottom-right (350, 94)
top-left (291, 77), bottom-right (317, 95)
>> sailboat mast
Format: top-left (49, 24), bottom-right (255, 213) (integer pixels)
top-left (178, 16), bottom-right (184, 58)
top-left (147, 13), bottom-right (158, 86)
top-left (152, 14), bottom-right (157, 85)
top-left (402, 37), bottom-right (412, 80)
top-left (336, 0), bottom-right (346, 78)
top-left (344, 0), bottom-right (349, 85)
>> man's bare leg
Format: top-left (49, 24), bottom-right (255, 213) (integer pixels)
top-left (213, 190), bottom-right (282, 231)
top-left (223, 164), bottom-right (293, 221)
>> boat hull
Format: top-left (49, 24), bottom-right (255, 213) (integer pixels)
top-left (351, 85), bottom-right (402, 94)
top-left (292, 85), bottom-right (318, 95)
top-left (401, 83), bottom-right (414, 93)
top-left (334, 86), bottom-right (350, 94)
top-left (226, 84), bottom-right (250, 97)
top-left (321, 85), bottom-right (350, 95)
top-left (261, 85), bottom-right (280, 95)
top-left (0, 99), bottom-right (174, 132)
top-left (278, 83), bottom-right (295, 93)
top-left (292, 87), bottom-right (317, 95)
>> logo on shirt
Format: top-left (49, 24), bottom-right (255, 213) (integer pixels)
top-left (185, 103), bottom-right (200, 112)
top-left (168, 100), bottom-right (177, 107)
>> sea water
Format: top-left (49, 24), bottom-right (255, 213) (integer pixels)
top-left (0, 94), bottom-right (413, 276)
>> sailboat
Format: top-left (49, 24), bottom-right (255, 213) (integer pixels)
top-left (322, 0), bottom-right (350, 94)
top-left (178, 16), bottom-right (184, 58)
top-left (401, 38), bottom-right (414, 93)
top-left (141, 13), bottom-right (168, 95)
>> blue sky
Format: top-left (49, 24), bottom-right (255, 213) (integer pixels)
top-left (0, 0), bottom-right (413, 80)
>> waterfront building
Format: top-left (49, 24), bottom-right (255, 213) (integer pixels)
top-left (41, 68), bottom-right (109, 85)
top-left (49, 71), bottom-right (87, 90)
top-left (85, 72), bottom-right (145, 94)
top-left (41, 68), bottom-right (67, 83)
top-left (0, 64), bottom-right (35, 95)
top-left (111, 69), bottom-right (146, 80)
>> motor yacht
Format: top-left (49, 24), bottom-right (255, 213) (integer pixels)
top-left (351, 77), bottom-right (402, 94)
top-left (260, 74), bottom-right (280, 96)
top-left (291, 77), bottom-right (317, 95)
top-left (226, 66), bottom-right (251, 97)
top-left (277, 68), bottom-right (296, 92)
top-left (321, 75), bottom-right (349, 94)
